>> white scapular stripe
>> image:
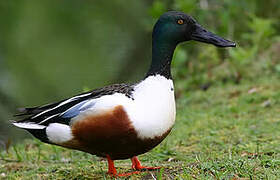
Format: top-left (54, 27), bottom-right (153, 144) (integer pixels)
top-left (12, 122), bottom-right (46, 129)
top-left (32, 93), bottom-right (92, 119)
top-left (38, 114), bottom-right (59, 125)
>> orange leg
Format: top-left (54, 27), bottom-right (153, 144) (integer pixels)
top-left (106, 155), bottom-right (117, 176)
top-left (106, 155), bottom-right (141, 177)
top-left (131, 156), bottom-right (161, 170)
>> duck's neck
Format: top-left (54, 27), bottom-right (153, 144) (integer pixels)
top-left (146, 35), bottom-right (177, 79)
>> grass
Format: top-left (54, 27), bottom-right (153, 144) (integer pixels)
top-left (1, 75), bottom-right (280, 179)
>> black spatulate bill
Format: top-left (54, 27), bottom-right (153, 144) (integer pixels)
top-left (191, 24), bottom-right (236, 47)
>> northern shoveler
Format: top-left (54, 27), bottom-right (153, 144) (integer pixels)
top-left (12, 11), bottom-right (236, 176)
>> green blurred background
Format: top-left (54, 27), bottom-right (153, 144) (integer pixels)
top-left (0, 0), bottom-right (279, 142)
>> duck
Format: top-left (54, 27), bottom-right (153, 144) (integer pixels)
top-left (12, 11), bottom-right (236, 177)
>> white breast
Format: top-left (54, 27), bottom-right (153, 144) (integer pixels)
top-left (125, 75), bottom-right (176, 139)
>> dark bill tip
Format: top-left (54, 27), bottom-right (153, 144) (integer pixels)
top-left (191, 24), bottom-right (236, 48)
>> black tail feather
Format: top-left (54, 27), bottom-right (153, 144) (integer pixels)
top-left (26, 128), bottom-right (50, 143)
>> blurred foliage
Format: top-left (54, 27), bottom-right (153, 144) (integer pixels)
top-left (0, 0), bottom-right (151, 140)
top-left (0, 0), bottom-right (280, 140)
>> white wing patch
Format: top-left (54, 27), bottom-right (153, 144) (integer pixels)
top-left (46, 123), bottom-right (73, 144)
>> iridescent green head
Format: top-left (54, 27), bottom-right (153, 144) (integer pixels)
top-left (147, 11), bottom-right (235, 78)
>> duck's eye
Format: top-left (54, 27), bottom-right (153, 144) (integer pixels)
top-left (177, 19), bottom-right (184, 25)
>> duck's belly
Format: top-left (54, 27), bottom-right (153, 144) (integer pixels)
top-left (66, 105), bottom-right (172, 160)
